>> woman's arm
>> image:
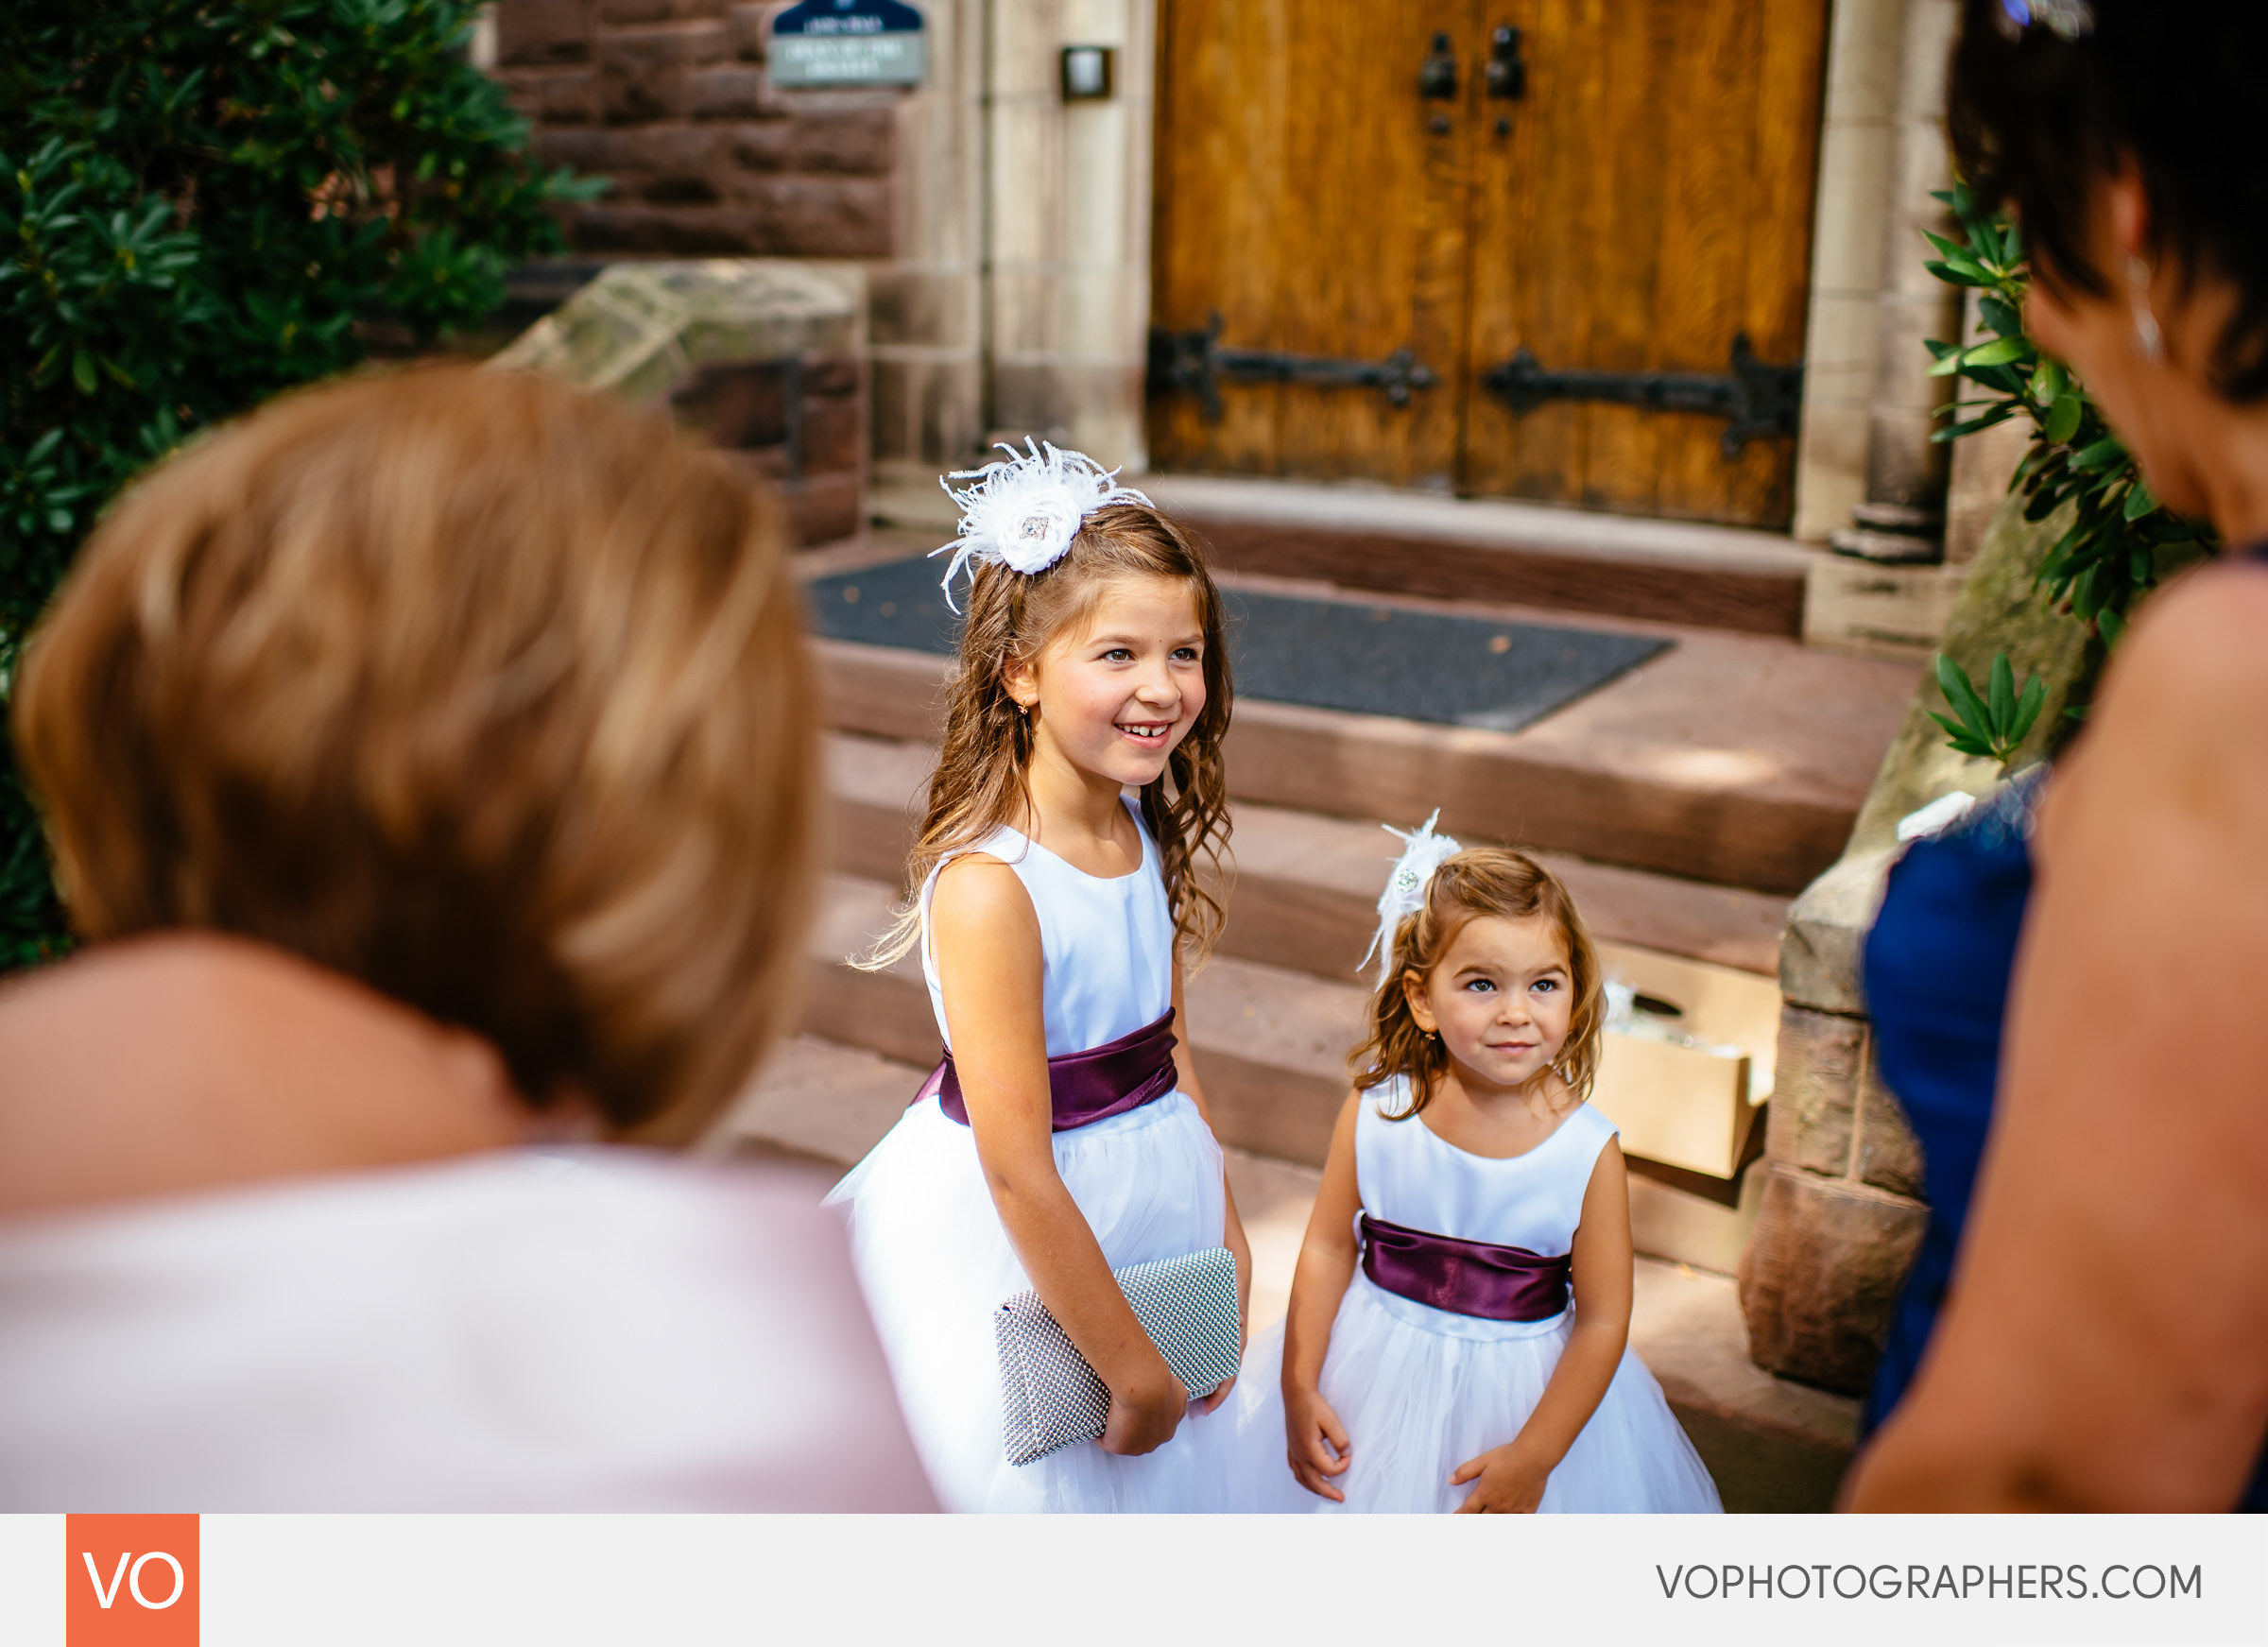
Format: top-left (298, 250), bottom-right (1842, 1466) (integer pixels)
top-left (1848, 569), bottom-right (2268, 1510)
top-left (1281, 1091), bottom-right (1364, 1499)
top-left (1452, 1138), bottom-right (1633, 1513)
top-left (1166, 957), bottom-right (1252, 1414)
top-left (929, 857), bottom-right (1185, 1457)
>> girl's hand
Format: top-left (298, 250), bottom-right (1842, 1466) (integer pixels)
top-left (1451, 1442), bottom-right (1550, 1513)
top-left (1284, 1386), bottom-right (1352, 1501)
top-left (1193, 1373), bottom-right (1236, 1415)
top-left (1102, 1353), bottom-right (1189, 1456)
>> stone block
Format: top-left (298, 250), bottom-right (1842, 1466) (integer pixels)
top-left (573, 203), bottom-right (765, 254)
top-left (721, 121), bottom-right (795, 173)
top-left (690, 64), bottom-right (777, 119)
top-left (538, 68), bottom-right (601, 123)
top-left (496, 261), bottom-right (861, 387)
top-left (788, 106), bottom-right (898, 175)
top-left (730, 3), bottom-right (771, 60)
top-left (599, 23), bottom-right (730, 121)
top-left (1738, 1165), bottom-right (1927, 1395)
top-left (1778, 844), bottom-right (1894, 1015)
top-left (747, 176), bottom-right (894, 259)
top-left (1856, 1055), bottom-right (1926, 1198)
top-left (491, 68), bottom-right (548, 119)
top-left (498, 0), bottom-right (593, 66)
top-left (672, 360), bottom-right (796, 448)
top-left (599, 0), bottom-right (725, 22)
top-left (492, 260), bottom-right (867, 545)
top-left (801, 353), bottom-right (860, 397)
top-left (617, 124), bottom-right (728, 202)
top-left (784, 470), bottom-right (865, 545)
top-left (867, 267), bottom-right (973, 351)
top-left (1764, 1005), bottom-right (1864, 1177)
top-left (799, 393), bottom-right (864, 475)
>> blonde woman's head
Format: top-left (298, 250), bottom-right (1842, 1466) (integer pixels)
top-left (14, 362), bottom-right (817, 1143)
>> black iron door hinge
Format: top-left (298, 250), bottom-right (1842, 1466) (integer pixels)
top-left (1481, 334), bottom-right (1803, 458)
top-left (1147, 314), bottom-right (1439, 421)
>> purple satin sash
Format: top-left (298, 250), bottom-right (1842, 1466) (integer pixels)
top-left (914, 1009), bottom-right (1180, 1132)
top-left (1359, 1213), bottom-right (1572, 1322)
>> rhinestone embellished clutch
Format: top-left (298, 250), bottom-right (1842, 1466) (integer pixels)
top-left (993, 1246), bottom-right (1242, 1467)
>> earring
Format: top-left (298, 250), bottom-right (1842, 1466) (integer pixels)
top-left (2128, 254), bottom-right (2164, 363)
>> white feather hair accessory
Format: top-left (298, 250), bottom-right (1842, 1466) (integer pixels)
top-left (931, 438), bottom-right (1153, 611)
top-left (1362, 810), bottom-right (1464, 984)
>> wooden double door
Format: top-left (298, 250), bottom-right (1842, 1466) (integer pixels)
top-left (1149, 0), bottom-right (1830, 529)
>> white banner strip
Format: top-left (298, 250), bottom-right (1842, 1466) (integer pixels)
top-left (5, 1512), bottom-right (2262, 1646)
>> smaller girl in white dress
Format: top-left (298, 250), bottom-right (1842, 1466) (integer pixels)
top-left (828, 442), bottom-right (1250, 1512)
top-left (1245, 817), bottom-right (1721, 1513)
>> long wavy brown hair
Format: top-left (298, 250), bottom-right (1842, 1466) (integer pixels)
top-left (1349, 849), bottom-right (1606, 1117)
top-left (858, 502), bottom-right (1233, 969)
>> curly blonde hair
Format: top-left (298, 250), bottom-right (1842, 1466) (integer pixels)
top-left (860, 503), bottom-right (1233, 968)
top-left (1349, 848), bottom-right (1606, 1116)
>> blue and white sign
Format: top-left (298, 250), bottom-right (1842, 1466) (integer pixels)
top-left (771, 1), bottom-right (927, 88)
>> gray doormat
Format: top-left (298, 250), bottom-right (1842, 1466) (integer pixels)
top-left (804, 558), bottom-right (1670, 733)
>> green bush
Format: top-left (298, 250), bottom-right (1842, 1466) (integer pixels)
top-left (1921, 182), bottom-right (2214, 765)
top-left (0, 0), bottom-right (596, 969)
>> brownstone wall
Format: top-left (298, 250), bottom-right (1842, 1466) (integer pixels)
top-left (491, 0), bottom-right (900, 259)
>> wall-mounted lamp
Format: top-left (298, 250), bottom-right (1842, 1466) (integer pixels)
top-left (1060, 44), bottom-right (1115, 101)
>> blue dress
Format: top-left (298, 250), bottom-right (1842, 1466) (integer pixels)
top-left (1862, 711), bottom-right (2268, 1509)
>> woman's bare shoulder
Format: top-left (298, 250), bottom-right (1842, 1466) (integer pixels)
top-left (2105, 559), bottom-right (2268, 720)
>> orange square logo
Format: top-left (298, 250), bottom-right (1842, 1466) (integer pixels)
top-left (65, 1516), bottom-right (198, 1647)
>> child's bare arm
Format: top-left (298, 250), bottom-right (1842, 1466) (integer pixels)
top-left (1281, 1091), bottom-right (1365, 1499)
top-left (1452, 1139), bottom-right (1633, 1513)
top-left (931, 856), bottom-right (1185, 1457)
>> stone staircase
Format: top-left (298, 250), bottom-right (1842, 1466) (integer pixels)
top-left (718, 510), bottom-right (1921, 1509)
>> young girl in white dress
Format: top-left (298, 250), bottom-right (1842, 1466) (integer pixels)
top-left (1244, 818), bottom-right (1721, 1513)
top-left (827, 442), bottom-right (1251, 1512)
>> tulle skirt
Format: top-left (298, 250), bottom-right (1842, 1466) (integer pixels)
top-left (1234, 1271), bottom-right (1722, 1513)
top-left (825, 1090), bottom-right (1248, 1512)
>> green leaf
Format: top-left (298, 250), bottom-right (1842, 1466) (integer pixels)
top-left (2043, 392), bottom-right (2084, 445)
top-left (1987, 652), bottom-right (2016, 729)
top-left (1978, 295), bottom-right (2021, 336)
top-left (2072, 437), bottom-right (2126, 472)
top-left (1963, 336), bottom-right (2030, 369)
top-left (1936, 654), bottom-right (1991, 734)
top-left (2122, 481), bottom-right (2157, 521)
top-left (2010, 676), bottom-right (2046, 746)
top-left (71, 351), bottom-right (96, 394)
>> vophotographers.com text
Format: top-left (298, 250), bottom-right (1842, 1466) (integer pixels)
top-left (1657, 1563), bottom-right (2203, 1602)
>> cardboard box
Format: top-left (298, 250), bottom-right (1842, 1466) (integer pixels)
top-left (1590, 941), bottom-right (1779, 1180)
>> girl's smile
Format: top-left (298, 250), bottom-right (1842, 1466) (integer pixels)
top-left (1009, 575), bottom-right (1208, 792)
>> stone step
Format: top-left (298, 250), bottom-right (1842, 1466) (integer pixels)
top-left (823, 731), bottom-right (1790, 976)
top-left (1139, 473), bottom-right (1822, 639)
top-left (711, 1034), bottom-right (1858, 1513)
top-left (811, 592), bottom-right (1916, 895)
